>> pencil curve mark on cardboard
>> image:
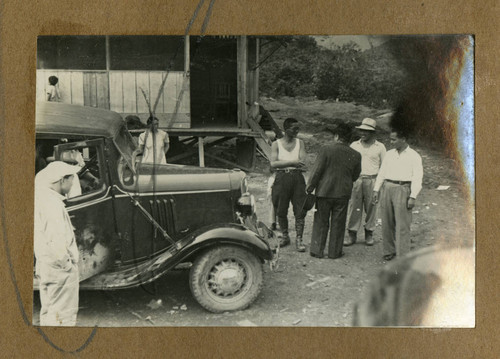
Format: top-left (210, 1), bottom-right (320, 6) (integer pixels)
top-left (0, 0), bottom-right (217, 354)
top-left (35, 326), bottom-right (98, 354)
top-left (0, 7), bottom-right (98, 353)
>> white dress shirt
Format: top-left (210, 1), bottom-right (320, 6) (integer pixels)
top-left (373, 146), bottom-right (423, 198)
top-left (350, 140), bottom-right (386, 175)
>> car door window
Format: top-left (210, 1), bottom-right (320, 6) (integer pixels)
top-left (53, 139), bottom-right (107, 201)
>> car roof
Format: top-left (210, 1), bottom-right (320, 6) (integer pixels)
top-left (36, 102), bottom-right (124, 138)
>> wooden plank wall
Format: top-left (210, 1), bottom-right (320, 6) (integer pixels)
top-left (110, 71), bottom-right (190, 128)
top-left (37, 70), bottom-right (86, 105)
top-left (37, 70), bottom-right (191, 128)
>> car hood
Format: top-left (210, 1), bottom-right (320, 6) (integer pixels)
top-left (121, 163), bottom-right (246, 193)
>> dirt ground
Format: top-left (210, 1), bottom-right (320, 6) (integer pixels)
top-left (33, 97), bottom-right (475, 327)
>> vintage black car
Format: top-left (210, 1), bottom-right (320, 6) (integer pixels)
top-left (34, 102), bottom-right (276, 313)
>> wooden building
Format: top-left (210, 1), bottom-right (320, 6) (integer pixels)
top-left (37, 35), bottom-right (276, 169)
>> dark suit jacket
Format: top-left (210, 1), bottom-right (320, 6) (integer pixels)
top-left (307, 142), bottom-right (361, 199)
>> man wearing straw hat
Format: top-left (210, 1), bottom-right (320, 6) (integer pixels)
top-left (344, 118), bottom-right (386, 247)
top-left (34, 161), bottom-right (81, 326)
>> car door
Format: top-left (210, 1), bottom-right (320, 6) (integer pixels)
top-left (54, 139), bottom-right (119, 281)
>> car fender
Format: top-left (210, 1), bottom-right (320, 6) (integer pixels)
top-left (178, 223), bottom-right (273, 263)
top-left (69, 223), bottom-right (272, 290)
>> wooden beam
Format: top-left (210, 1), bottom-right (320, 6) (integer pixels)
top-left (254, 38), bottom-right (260, 103)
top-left (130, 127), bottom-right (260, 137)
top-left (205, 153), bottom-right (253, 172)
top-left (237, 36), bottom-right (248, 128)
top-left (167, 147), bottom-right (199, 163)
top-left (167, 137), bottom-right (234, 163)
top-left (184, 35), bottom-right (190, 74)
top-left (198, 136), bottom-right (205, 167)
top-left (179, 136), bottom-right (196, 144)
top-left (105, 36), bottom-right (110, 71)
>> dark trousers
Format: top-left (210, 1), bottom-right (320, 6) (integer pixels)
top-left (271, 171), bottom-right (306, 237)
top-left (310, 197), bottom-right (349, 258)
top-left (271, 171), bottom-right (306, 219)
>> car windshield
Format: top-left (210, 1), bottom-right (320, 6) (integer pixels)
top-left (113, 125), bottom-right (136, 170)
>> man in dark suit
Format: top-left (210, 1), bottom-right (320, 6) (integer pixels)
top-left (307, 123), bottom-right (361, 259)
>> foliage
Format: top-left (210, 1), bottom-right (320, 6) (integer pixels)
top-left (258, 35), bottom-right (473, 150)
top-left (259, 36), bottom-right (409, 108)
top-left (259, 36), bottom-right (317, 98)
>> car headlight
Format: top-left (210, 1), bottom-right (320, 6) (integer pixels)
top-left (240, 177), bottom-right (249, 194)
top-left (237, 193), bottom-right (255, 216)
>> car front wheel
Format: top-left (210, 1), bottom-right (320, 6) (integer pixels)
top-left (189, 246), bottom-right (263, 313)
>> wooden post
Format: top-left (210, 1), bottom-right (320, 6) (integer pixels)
top-left (105, 36), bottom-right (110, 71)
top-left (254, 38), bottom-right (260, 103)
top-left (105, 36), bottom-right (111, 109)
top-left (198, 136), bottom-right (205, 167)
top-left (237, 36), bottom-right (248, 128)
top-left (184, 35), bottom-right (191, 128)
top-left (184, 35), bottom-right (190, 74)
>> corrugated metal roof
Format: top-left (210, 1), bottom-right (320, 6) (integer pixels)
top-left (36, 102), bottom-right (124, 138)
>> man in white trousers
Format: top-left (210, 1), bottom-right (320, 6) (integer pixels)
top-left (35, 161), bottom-right (81, 326)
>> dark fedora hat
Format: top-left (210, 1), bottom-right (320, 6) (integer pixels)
top-left (301, 193), bottom-right (316, 212)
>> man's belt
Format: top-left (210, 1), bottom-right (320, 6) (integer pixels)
top-left (385, 179), bottom-right (411, 185)
top-left (360, 174), bottom-right (377, 179)
top-left (276, 168), bottom-right (303, 173)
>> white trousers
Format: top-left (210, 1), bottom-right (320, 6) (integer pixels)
top-left (38, 262), bottom-right (79, 326)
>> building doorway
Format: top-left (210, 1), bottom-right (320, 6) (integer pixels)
top-left (190, 37), bottom-right (238, 128)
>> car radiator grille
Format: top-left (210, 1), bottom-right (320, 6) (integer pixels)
top-left (148, 198), bottom-right (177, 238)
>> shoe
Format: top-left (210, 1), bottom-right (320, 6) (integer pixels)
top-left (329, 252), bottom-right (345, 259)
top-left (310, 252), bottom-right (324, 259)
top-left (296, 237), bottom-right (306, 252)
top-left (383, 254), bottom-right (396, 261)
top-left (279, 236), bottom-right (290, 247)
top-left (365, 230), bottom-right (374, 246)
top-left (344, 231), bottom-right (357, 246)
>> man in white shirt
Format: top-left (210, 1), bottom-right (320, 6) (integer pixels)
top-left (372, 129), bottom-right (423, 261)
top-left (345, 118), bottom-right (386, 246)
top-left (35, 161), bottom-right (81, 326)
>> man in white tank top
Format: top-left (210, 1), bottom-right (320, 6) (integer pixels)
top-left (270, 118), bottom-right (308, 252)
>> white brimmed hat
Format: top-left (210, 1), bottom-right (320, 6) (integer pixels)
top-left (35, 161), bottom-right (80, 186)
top-left (356, 118), bottom-right (377, 131)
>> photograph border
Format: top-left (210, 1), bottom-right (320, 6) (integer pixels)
top-left (0, 0), bottom-right (496, 357)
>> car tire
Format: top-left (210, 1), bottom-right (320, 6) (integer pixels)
top-left (189, 245), bottom-right (263, 313)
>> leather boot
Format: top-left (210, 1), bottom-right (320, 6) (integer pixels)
top-left (365, 229), bottom-right (374, 246)
top-left (278, 216), bottom-right (290, 247)
top-left (296, 237), bottom-right (306, 252)
top-left (295, 218), bottom-right (306, 252)
top-left (344, 230), bottom-right (357, 246)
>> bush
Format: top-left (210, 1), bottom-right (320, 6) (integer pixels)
top-left (260, 36), bottom-right (408, 109)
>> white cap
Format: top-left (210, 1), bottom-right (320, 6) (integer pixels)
top-left (35, 161), bottom-right (81, 186)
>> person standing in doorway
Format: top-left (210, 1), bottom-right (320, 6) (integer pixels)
top-left (46, 76), bottom-right (61, 102)
top-left (133, 116), bottom-right (170, 166)
top-left (345, 118), bottom-right (386, 246)
top-left (307, 123), bottom-right (361, 259)
top-left (372, 128), bottom-right (423, 261)
top-left (270, 118), bottom-right (307, 252)
top-left (34, 161), bottom-right (81, 326)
